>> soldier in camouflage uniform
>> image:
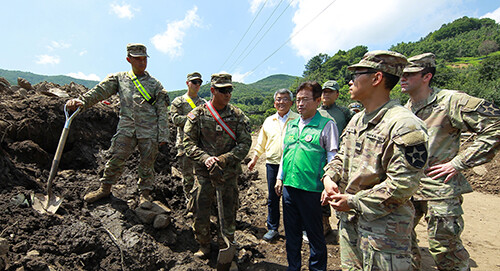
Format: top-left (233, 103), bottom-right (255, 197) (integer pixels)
top-left (66, 43), bottom-right (170, 205)
top-left (170, 72), bottom-right (206, 213)
top-left (183, 73), bottom-right (251, 263)
top-left (401, 53), bottom-right (500, 271)
top-left (321, 51), bottom-right (429, 271)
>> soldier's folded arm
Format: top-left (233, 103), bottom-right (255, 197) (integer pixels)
top-left (182, 110), bottom-right (211, 164)
top-left (349, 128), bottom-right (428, 222)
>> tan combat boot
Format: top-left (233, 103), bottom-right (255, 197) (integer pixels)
top-left (194, 244), bottom-right (210, 259)
top-left (323, 216), bottom-right (332, 236)
top-left (84, 184), bottom-right (112, 203)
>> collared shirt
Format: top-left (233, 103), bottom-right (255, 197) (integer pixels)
top-left (252, 110), bottom-right (299, 165)
top-left (405, 88), bottom-right (500, 200)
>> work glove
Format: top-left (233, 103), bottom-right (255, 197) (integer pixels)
top-left (217, 153), bottom-right (231, 168)
top-left (209, 163), bottom-right (224, 186)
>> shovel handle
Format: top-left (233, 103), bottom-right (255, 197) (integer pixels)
top-left (46, 105), bottom-right (80, 197)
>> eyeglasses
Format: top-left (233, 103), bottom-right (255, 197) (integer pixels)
top-left (351, 71), bottom-right (377, 81)
top-left (402, 72), bottom-right (423, 78)
top-left (296, 97), bottom-right (314, 104)
top-left (275, 97), bottom-right (290, 102)
top-left (190, 80), bottom-right (202, 85)
top-left (216, 87), bottom-right (233, 94)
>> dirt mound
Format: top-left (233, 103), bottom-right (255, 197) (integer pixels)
top-left (0, 78), bottom-right (282, 271)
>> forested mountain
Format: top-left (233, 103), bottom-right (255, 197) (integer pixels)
top-left (0, 68), bottom-right (99, 89)
top-left (300, 16), bottom-right (500, 107)
top-left (168, 74), bottom-right (298, 126)
top-left (2, 16), bottom-right (499, 129)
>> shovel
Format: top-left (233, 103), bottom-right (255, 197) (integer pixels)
top-left (215, 185), bottom-right (236, 271)
top-left (32, 104), bottom-right (80, 214)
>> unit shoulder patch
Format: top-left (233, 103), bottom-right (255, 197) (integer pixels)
top-left (404, 143), bottom-right (427, 169)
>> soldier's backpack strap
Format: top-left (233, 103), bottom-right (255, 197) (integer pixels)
top-left (128, 70), bottom-right (156, 105)
top-left (206, 101), bottom-right (236, 141)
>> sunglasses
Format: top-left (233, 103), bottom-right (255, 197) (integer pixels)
top-left (350, 71), bottom-right (377, 81)
top-left (190, 80), bottom-right (202, 85)
top-left (216, 87), bottom-right (233, 94)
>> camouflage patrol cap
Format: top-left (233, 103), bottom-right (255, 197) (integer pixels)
top-left (404, 53), bottom-right (436, 73)
top-left (348, 50), bottom-right (408, 77)
top-left (127, 43), bottom-right (149, 57)
top-left (322, 80), bottom-right (340, 91)
top-left (187, 72), bottom-right (202, 81)
top-left (211, 73), bottom-right (232, 88)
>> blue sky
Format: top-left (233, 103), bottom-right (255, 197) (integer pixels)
top-left (1, 0), bottom-right (499, 91)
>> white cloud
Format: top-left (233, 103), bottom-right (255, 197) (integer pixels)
top-left (151, 6), bottom-right (201, 58)
top-left (79, 50), bottom-right (88, 56)
top-left (481, 6), bottom-right (500, 23)
top-left (290, 0), bottom-right (461, 59)
top-left (66, 72), bottom-right (101, 81)
top-left (231, 70), bottom-right (253, 83)
top-left (47, 41), bottom-right (71, 51)
top-left (110, 3), bottom-right (136, 19)
top-left (36, 55), bottom-right (60, 65)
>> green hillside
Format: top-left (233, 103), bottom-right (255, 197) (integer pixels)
top-left (0, 68), bottom-right (99, 89)
top-left (168, 74), bottom-right (298, 127)
top-left (301, 16), bottom-right (500, 106)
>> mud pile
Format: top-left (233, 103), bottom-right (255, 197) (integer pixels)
top-left (0, 78), bottom-right (273, 271)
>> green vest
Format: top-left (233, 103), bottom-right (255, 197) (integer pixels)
top-left (282, 112), bottom-right (329, 192)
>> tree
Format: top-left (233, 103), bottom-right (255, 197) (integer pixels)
top-left (478, 40), bottom-right (499, 55)
top-left (303, 53), bottom-right (329, 77)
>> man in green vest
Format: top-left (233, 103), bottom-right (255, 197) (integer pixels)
top-left (66, 43), bottom-right (170, 206)
top-left (275, 81), bottom-right (339, 271)
top-left (170, 72), bottom-right (206, 215)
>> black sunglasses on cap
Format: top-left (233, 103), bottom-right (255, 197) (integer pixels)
top-left (190, 80), bottom-right (202, 85)
top-left (216, 87), bottom-right (233, 94)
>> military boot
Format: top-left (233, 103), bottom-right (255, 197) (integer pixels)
top-left (194, 244), bottom-right (210, 259)
top-left (139, 190), bottom-right (153, 209)
top-left (84, 184), bottom-right (112, 203)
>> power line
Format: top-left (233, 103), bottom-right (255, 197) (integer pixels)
top-left (230, 0), bottom-right (293, 74)
top-left (247, 0), bottom-right (338, 76)
top-left (226, 0), bottom-right (287, 72)
top-left (217, 0), bottom-right (269, 71)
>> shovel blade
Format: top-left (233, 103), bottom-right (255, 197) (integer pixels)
top-left (217, 242), bottom-right (235, 271)
top-left (31, 192), bottom-right (63, 214)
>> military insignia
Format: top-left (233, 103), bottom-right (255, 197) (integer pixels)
top-left (216, 125), bottom-right (223, 132)
top-left (304, 134), bottom-right (313, 142)
top-left (187, 112), bottom-right (196, 121)
top-left (404, 143), bottom-right (427, 169)
top-left (477, 101), bottom-right (500, 116)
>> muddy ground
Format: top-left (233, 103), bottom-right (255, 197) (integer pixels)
top-left (0, 79), bottom-right (499, 270)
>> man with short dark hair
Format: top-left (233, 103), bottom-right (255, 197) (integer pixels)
top-left (247, 88), bottom-right (299, 241)
top-left (401, 52), bottom-right (500, 271)
top-left (183, 73), bottom-right (251, 269)
top-left (170, 72), bottom-right (206, 214)
top-left (275, 81), bottom-right (338, 271)
top-left (322, 50), bottom-right (429, 270)
top-left (66, 43), bottom-right (170, 205)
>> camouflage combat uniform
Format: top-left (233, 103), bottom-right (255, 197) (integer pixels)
top-left (170, 94), bottom-right (206, 198)
top-left (318, 103), bottom-right (353, 135)
top-left (406, 88), bottom-right (500, 270)
top-left (183, 102), bottom-right (251, 246)
top-left (79, 71), bottom-right (170, 191)
top-left (323, 100), bottom-right (428, 270)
